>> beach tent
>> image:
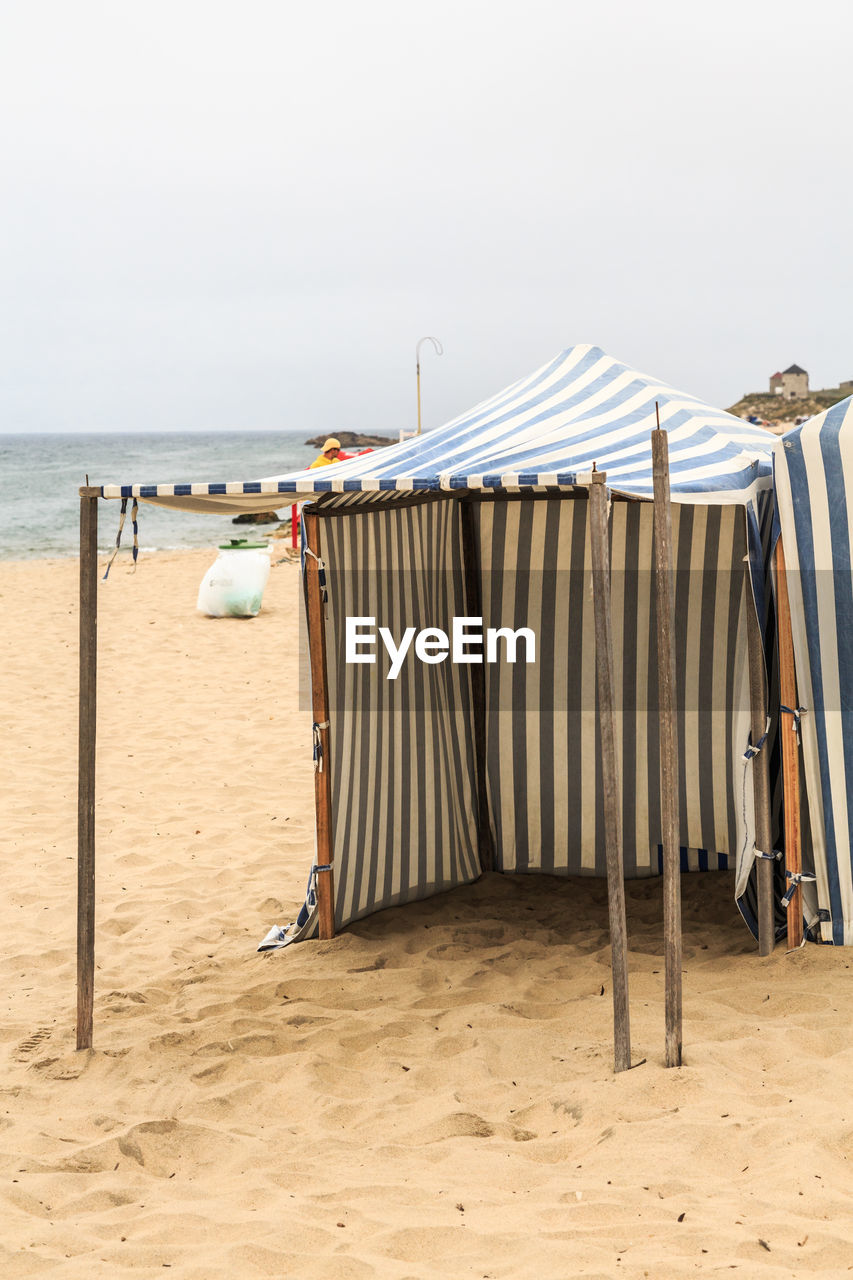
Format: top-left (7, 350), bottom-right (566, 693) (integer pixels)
top-left (97, 344), bottom-right (777, 952)
top-left (773, 396), bottom-right (853, 944)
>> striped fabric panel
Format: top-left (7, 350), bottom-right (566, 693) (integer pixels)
top-left (320, 498), bottom-right (481, 930)
top-left (284, 493), bottom-right (758, 946)
top-left (774, 397), bottom-right (853, 944)
top-left (473, 498), bottom-right (754, 879)
top-left (100, 346), bottom-right (774, 509)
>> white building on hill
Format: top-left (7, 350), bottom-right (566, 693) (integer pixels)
top-left (769, 364), bottom-right (809, 399)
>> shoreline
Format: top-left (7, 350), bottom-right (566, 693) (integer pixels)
top-left (0, 537), bottom-right (295, 566)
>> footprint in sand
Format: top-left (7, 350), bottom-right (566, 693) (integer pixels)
top-left (414, 1112), bottom-right (496, 1143)
top-left (59, 1119), bottom-right (238, 1179)
top-left (13, 1027), bottom-right (52, 1061)
top-left (348, 956), bottom-right (389, 973)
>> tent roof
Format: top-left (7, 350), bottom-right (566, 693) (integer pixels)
top-left (102, 345), bottom-right (774, 513)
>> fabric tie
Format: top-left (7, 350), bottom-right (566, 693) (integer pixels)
top-left (780, 704), bottom-right (807, 745)
top-left (102, 498), bottom-right (128, 580)
top-left (131, 498), bottom-right (139, 567)
top-left (781, 870), bottom-right (817, 909)
top-left (304, 544), bottom-right (328, 603)
top-left (306, 863), bottom-right (333, 908)
top-left (312, 720), bottom-right (330, 771)
top-left (743, 716), bottom-right (771, 761)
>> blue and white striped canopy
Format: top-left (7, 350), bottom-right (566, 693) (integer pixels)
top-left (774, 395), bottom-right (853, 944)
top-left (102, 345), bottom-right (773, 512)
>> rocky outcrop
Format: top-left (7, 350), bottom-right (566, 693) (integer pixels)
top-left (304, 432), bottom-right (395, 448)
top-left (231, 511), bottom-right (282, 525)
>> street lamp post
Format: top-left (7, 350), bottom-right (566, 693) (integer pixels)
top-left (416, 336), bottom-right (443, 435)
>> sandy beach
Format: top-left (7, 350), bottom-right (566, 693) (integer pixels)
top-left (3, 548), bottom-right (853, 1279)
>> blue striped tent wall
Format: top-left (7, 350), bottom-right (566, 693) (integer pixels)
top-left (276, 491), bottom-right (758, 943)
top-left (774, 397), bottom-right (853, 944)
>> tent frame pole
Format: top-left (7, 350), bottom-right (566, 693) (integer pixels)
top-left (459, 498), bottom-right (494, 873)
top-left (651, 429), bottom-right (683, 1067)
top-left (589, 472), bottom-right (632, 1073)
top-left (745, 552), bottom-right (775, 956)
top-left (303, 510), bottom-right (335, 940)
top-left (775, 535), bottom-right (804, 949)
top-left (77, 487), bottom-right (99, 1049)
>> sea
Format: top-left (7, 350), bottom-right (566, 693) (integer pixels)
top-left (0, 431), bottom-right (319, 560)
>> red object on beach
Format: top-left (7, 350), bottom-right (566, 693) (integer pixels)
top-left (291, 504), bottom-right (298, 549)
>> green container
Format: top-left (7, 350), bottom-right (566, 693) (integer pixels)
top-left (217, 539), bottom-right (269, 550)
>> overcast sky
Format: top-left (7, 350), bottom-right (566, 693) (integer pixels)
top-left (1, 0), bottom-right (851, 434)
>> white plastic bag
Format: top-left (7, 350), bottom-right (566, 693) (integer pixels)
top-left (196, 542), bottom-right (271, 618)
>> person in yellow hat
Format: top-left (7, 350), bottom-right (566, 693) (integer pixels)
top-left (309, 438), bottom-right (343, 468)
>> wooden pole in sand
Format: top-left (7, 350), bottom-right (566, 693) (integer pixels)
top-left (302, 509), bottom-right (336, 940)
top-left (651, 424), bottom-right (683, 1068)
top-left (589, 472), bottom-right (632, 1073)
top-left (775, 536), bottom-right (804, 949)
top-left (745, 551), bottom-right (776, 956)
top-left (77, 487), bottom-right (100, 1050)
top-left (460, 498), bottom-right (494, 873)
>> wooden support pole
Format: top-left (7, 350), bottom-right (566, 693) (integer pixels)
top-left (651, 428), bottom-right (683, 1068)
top-left (77, 487), bottom-right (99, 1050)
top-left (589, 473), bottom-right (632, 1073)
top-left (302, 509), bottom-right (336, 940)
top-left (745, 551), bottom-right (776, 956)
top-left (775, 536), bottom-right (804, 949)
top-left (459, 499), bottom-right (494, 873)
